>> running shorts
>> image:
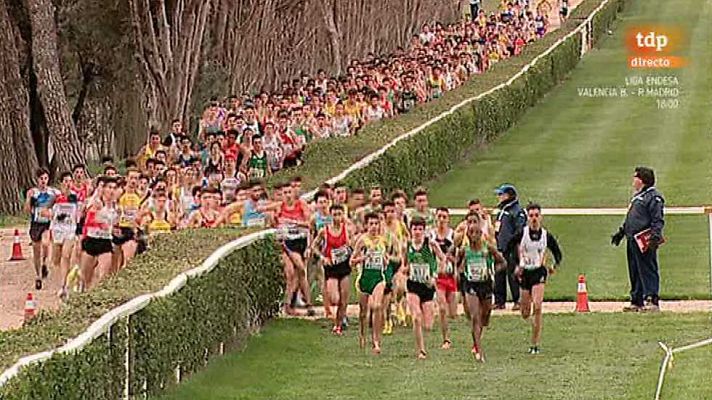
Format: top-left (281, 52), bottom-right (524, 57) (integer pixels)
top-left (436, 273), bottom-right (457, 293)
top-left (112, 227), bottom-right (135, 246)
top-left (384, 260), bottom-right (401, 292)
top-left (52, 229), bottom-right (76, 244)
top-left (459, 272), bottom-right (467, 296)
top-left (29, 222), bottom-right (50, 243)
top-left (407, 280), bottom-right (436, 303)
top-left (284, 238), bottom-right (307, 257)
top-left (464, 280), bottom-right (494, 302)
top-left (463, 280), bottom-right (493, 326)
top-left (324, 261), bottom-right (351, 281)
top-left (520, 266), bottom-right (548, 291)
top-left (357, 270), bottom-right (384, 295)
top-left (82, 237), bottom-right (113, 257)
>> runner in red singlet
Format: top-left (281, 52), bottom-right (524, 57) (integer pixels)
top-left (271, 184), bottom-right (313, 315)
top-left (80, 176), bottom-right (119, 290)
top-left (310, 204), bottom-right (352, 334)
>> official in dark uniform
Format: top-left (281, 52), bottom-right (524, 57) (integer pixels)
top-left (611, 167), bottom-right (664, 312)
top-left (494, 184), bottom-right (527, 310)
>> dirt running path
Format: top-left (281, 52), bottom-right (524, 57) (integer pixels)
top-left (0, 228), bottom-right (63, 331)
top-left (288, 300), bottom-right (712, 320)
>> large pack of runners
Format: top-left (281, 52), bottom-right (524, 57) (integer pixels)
top-left (21, 0), bottom-right (561, 361)
top-left (26, 166), bottom-right (563, 362)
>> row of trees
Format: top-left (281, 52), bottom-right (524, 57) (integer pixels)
top-left (0, 0), bottom-right (458, 213)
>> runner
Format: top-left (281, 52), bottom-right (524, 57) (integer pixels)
top-left (24, 168), bottom-right (57, 290)
top-left (431, 207), bottom-right (457, 349)
top-left (510, 203), bottom-right (563, 354)
top-left (391, 190), bottom-right (410, 228)
top-left (351, 212), bottom-right (389, 354)
top-left (310, 204), bottom-right (352, 335)
top-left (408, 188), bottom-right (434, 229)
top-left (80, 176), bottom-right (119, 290)
top-left (137, 191), bottom-right (175, 236)
top-left (243, 135), bottom-right (271, 180)
top-left (402, 217), bottom-right (447, 359)
top-left (382, 201), bottom-right (408, 334)
top-left (458, 214), bottom-right (506, 362)
top-left (113, 168), bottom-right (142, 271)
top-left (187, 188), bottom-right (221, 228)
top-left (309, 191), bottom-right (333, 316)
top-left (274, 184), bottom-right (313, 316)
top-left (50, 172), bottom-right (79, 299)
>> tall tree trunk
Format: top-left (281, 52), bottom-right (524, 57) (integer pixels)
top-left (27, 0), bottom-right (85, 173)
top-left (0, 0), bottom-right (36, 213)
top-left (129, 0), bottom-right (213, 129)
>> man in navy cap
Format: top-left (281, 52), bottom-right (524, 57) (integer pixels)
top-left (611, 167), bottom-right (665, 312)
top-left (493, 184), bottom-right (527, 310)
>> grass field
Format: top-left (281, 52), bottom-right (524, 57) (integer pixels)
top-left (154, 314), bottom-right (712, 400)
top-left (428, 0), bottom-right (712, 208)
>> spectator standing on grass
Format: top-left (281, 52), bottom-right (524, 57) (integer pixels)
top-left (493, 184), bottom-right (526, 310)
top-left (611, 167), bottom-right (664, 312)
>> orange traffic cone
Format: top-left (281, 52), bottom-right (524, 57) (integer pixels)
top-left (576, 275), bottom-right (590, 312)
top-left (8, 229), bottom-right (25, 261)
top-left (24, 293), bottom-right (36, 324)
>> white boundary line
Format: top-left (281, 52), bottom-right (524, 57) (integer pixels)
top-left (0, 229), bottom-right (275, 388)
top-left (0, 0), bottom-right (620, 392)
top-left (443, 207), bottom-right (708, 216)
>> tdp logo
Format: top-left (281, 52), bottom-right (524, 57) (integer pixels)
top-left (635, 32), bottom-right (668, 52)
top-left (625, 24), bottom-right (686, 69)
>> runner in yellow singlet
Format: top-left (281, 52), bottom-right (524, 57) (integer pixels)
top-left (351, 212), bottom-right (389, 354)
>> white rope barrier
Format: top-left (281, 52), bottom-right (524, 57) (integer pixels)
top-left (654, 337), bottom-right (712, 400)
top-left (444, 206), bottom-right (709, 216)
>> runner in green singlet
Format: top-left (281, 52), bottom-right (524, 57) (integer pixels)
top-left (458, 214), bottom-right (506, 363)
top-left (243, 135), bottom-right (270, 180)
top-left (403, 217), bottom-right (446, 359)
top-left (351, 212), bottom-right (389, 354)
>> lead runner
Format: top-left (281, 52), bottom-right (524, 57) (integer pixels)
top-left (509, 203), bottom-right (563, 355)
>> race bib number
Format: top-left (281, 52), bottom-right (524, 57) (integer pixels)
top-left (249, 168), bottom-right (265, 180)
top-left (331, 246), bottom-right (350, 264)
top-left (466, 260), bottom-right (489, 282)
top-left (364, 252), bottom-right (384, 271)
top-left (410, 263), bottom-right (431, 283)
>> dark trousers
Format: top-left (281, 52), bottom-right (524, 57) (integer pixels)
top-left (626, 238), bottom-right (660, 306)
top-left (494, 252), bottom-right (519, 305)
top-left (470, 3), bottom-right (480, 21)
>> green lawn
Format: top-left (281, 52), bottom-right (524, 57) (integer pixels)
top-left (539, 214), bottom-right (710, 300)
top-left (428, 0), bottom-right (712, 208)
top-left (155, 315), bottom-right (712, 400)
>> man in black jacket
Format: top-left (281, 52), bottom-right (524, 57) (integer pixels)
top-left (611, 167), bottom-right (665, 312)
top-left (494, 184), bottom-right (527, 310)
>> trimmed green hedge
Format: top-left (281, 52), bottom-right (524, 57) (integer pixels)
top-left (269, 0), bottom-right (628, 192)
top-left (0, 230), bottom-right (283, 399)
